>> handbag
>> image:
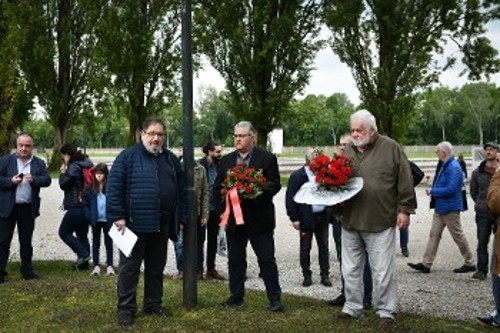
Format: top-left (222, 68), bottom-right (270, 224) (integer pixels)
top-left (217, 226), bottom-right (228, 257)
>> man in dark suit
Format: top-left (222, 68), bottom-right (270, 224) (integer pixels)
top-left (215, 121), bottom-right (283, 311)
top-left (0, 133), bottom-right (52, 283)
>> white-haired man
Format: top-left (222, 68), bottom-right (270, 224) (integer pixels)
top-left (335, 110), bottom-right (415, 325)
top-left (408, 141), bottom-right (474, 274)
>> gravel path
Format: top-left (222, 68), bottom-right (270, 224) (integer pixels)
top-left (8, 183), bottom-right (491, 321)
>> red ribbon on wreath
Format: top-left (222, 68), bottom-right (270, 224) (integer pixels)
top-left (219, 187), bottom-right (244, 227)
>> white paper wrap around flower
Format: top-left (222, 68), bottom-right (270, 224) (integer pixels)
top-left (293, 177), bottom-right (364, 206)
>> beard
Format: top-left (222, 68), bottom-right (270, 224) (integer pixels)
top-left (143, 143), bottom-right (162, 155)
top-left (352, 135), bottom-right (371, 148)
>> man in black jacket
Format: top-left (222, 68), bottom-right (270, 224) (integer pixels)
top-left (215, 121), bottom-right (283, 311)
top-left (285, 148), bottom-right (331, 287)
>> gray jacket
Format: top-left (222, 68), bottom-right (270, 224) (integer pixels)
top-left (470, 160), bottom-right (495, 217)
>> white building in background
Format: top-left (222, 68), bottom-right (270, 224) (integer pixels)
top-left (267, 128), bottom-right (283, 154)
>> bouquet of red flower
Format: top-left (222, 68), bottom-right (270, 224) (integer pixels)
top-left (221, 163), bottom-right (267, 199)
top-left (309, 153), bottom-right (353, 191)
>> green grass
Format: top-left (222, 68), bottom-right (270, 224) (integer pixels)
top-left (0, 261), bottom-right (493, 332)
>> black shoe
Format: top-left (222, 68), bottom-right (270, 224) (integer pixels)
top-left (302, 275), bottom-right (312, 287)
top-left (320, 276), bottom-right (332, 287)
top-left (269, 299), bottom-right (284, 312)
top-left (363, 301), bottom-right (372, 310)
top-left (145, 306), bottom-right (172, 318)
top-left (326, 294), bottom-right (345, 307)
top-left (453, 264), bottom-right (476, 273)
top-left (222, 296), bottom-right (244, 308)
top-left (22, 273), bottom-right (40, 280)
top-left (118, 312), bottom-right (134, 327)
top-left (0, 271), bottom-right (6, 284)
top-left (477, 316), bottom-right (500, 328)
top-left (407, 262), bottom-right (430, 273)
top-left (402, 249), bottom-right (409, 257)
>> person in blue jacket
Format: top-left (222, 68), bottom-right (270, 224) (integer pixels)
top-left (106, 117), bottom-right (188, 327)
top-left (408, 141), bottom-right (475, 274)
top-left (83, 163), bottom-right (114, 277)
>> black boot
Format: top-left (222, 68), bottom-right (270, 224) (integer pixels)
top-left (302, 274), bottom-right (312, 287)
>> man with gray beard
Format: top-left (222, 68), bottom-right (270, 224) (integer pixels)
top-left (335, 110), bottom-right (415, 325)
top-left (107, 117), bottom-right (188, 326)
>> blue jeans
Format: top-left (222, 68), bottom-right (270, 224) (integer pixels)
top-left (491, 238), bottom-right (500, 323)
top-left (477, 214), bottom-right (496, 273)
top-left (400, 228), bottom-right (409, 252)
top-left (59, 207), bottom-right (90, 259)
top-left (174, 229), bottom-right (183, 274)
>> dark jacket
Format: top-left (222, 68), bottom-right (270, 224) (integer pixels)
top-left (431, 156), bottom-right (464, 214)
top-left (285, 166), bottom-right (325, 231)
top-left (59, 158), bottom-right (93, 209)
top-left (470, 160), bottom-right (496, 218)
top-left (214, 146), bottom-right (281, 235)
top-left (83, 187), bottom-right (110, 228)
top-left (199, 156), bottom-right (219, 210)
top-left (106, 143), bottom-right (187, 236)
top-left (0, 153), bottom-right (52, 219)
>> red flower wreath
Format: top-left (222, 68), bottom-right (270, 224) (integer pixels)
top-left (309, 153), bottom-right (353, 191)
top-left (221, 163), bottom-right (267, 199)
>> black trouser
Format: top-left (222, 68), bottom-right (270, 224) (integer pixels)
top-left (197, 210), bottom-right (219, 272)
top-left (226, 227), bottom-right (281, 302)
top-left (117, 228), bottom-right (168, 315)
top-left (300, 213), bottom-right (330, 277)
top-left (0, 203), bottom-right (35, 276)
top-left (59, 207), bottom-right (90, 259)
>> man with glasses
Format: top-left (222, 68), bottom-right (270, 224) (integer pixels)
top-left (0, 133), bottom-right (51, 283)
top-left (215, 121), bottom-right (283, 311)
top-left (107, 117), bottom-right (188, 326)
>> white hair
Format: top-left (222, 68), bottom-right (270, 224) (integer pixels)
top-left (350, 110), bottom-right (378, 132)
top-left (234, 121), bottom-right (257, 137)
top-left (305, 148), bottom-right (321, 162)
top-left (437, 141), bottom-right (453, 157)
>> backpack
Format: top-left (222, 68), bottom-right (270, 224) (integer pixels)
top-left (409, 161), bottom-right (424, 187)
top-left (78, 166), bottom-right (94, 203)
top-left (82, 166), bottom-right (94, 192)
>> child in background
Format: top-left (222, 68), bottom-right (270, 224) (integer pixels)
top-left (83, 163), bottom-right (115, 276)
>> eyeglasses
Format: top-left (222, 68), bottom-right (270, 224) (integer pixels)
top-left (233, 134), bottom-right (252, 139)
top-left (144, 131), bottom-right (165, 138)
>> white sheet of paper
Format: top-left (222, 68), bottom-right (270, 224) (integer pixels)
top-left (108, 225), bottom-right (138, 257)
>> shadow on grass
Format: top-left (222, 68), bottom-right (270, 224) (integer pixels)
top-left (0, 261), bottom-right (493, 332)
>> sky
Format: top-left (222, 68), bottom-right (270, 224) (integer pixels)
top-left (192, 21), bottom-right (500, 106)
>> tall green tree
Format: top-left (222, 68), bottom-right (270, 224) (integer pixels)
top-left (323, 0), bottom-right (500, 141)
top-left (458, 82), bottom-right (497, 145)
top-left (195, 0), bottom-right (323, 146)
top-left (96, 0), bottom-right (182, 145)
top-left (0, 1), bottom-right (32, 155)
top-left (324, 93), bottom-right (355, 145)
top-left (195, 87), bottom-right (236, 146)
top-left (18, 0), bottom-right (105, 170)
